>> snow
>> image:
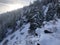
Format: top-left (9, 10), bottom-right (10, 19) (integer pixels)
top-left (0, 23), bottom-right (30, 45)
top-left (0, 0), bottom-right (60, 45)
top-left (35, 19), bottom-right (60, 45)
top-left (39, 30), bottom-right (60, 45)
top-left (1, 19), bottom-right (60, 45)
top-left (6, 28), bottom-right (13, 36)
top-left (43, 5), bottom-right (49, 16)
top-left (1, 18), bottom-right (60, 45)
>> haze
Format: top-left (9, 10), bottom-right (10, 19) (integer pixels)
top-left (0, 0), bottom-right (35, 14)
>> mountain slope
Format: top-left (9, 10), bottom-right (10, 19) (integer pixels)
top-left (1, 19), bottom-right (60, 45)
top-left (0, 0), bottom-right (60, 45)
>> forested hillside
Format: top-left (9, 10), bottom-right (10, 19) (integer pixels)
top-left (0, 0), bottom-right (60, 45)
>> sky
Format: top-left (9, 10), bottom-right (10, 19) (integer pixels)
top-left (0, 0), bottom-right (35, 14)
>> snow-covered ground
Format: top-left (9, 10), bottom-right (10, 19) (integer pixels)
top-left (0, 0), bottom-right (60, 45)
top-left (0, 19), bottom-right (60, 45)
top-left (0, 23), bottom-right (30, 45)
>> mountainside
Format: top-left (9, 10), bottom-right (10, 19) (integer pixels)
top-left (0, 0), bottom-right (60, 45)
